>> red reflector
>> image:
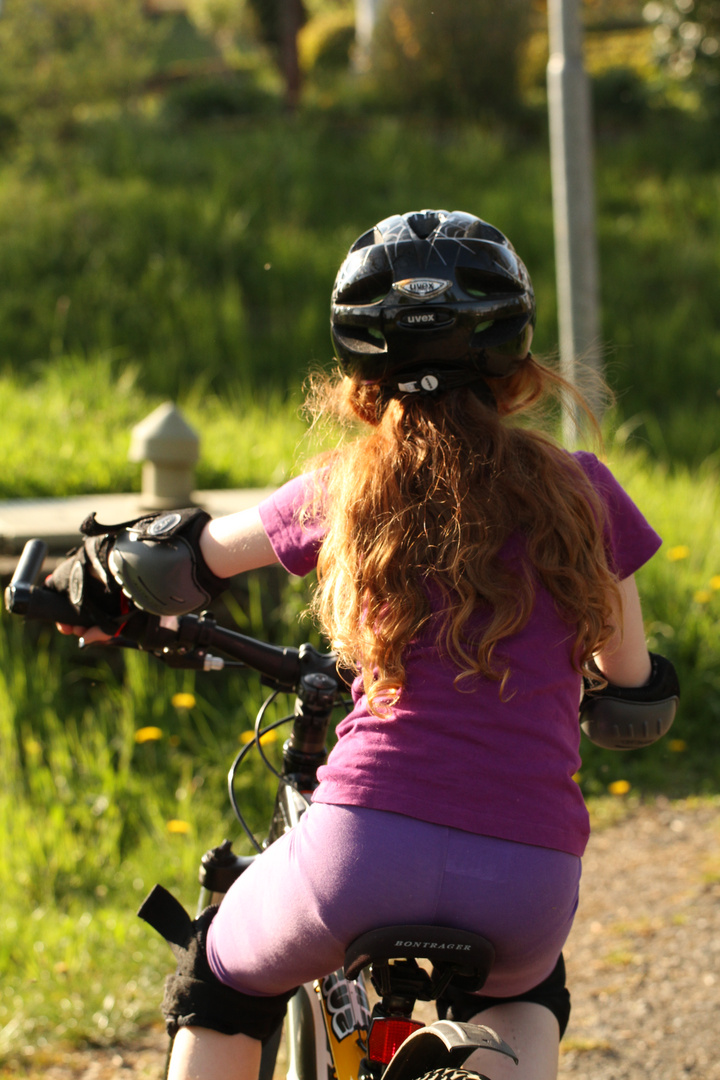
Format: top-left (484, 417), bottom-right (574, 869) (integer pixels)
top-left (367, 1018), bottom-right (424, 1064)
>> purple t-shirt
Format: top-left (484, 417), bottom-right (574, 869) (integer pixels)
top-left (258, 452), bottom-right (661, 857)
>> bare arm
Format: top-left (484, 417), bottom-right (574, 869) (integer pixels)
top-left (593, 574), bottom-right (651, 688)
top-left (199, 505), bottom-right (279, 578)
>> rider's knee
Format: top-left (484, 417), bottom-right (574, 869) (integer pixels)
top-left (139, 884), bottom-right (295, 1045)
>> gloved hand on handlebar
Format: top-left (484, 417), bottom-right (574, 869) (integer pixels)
top-left (46, 528), bottom-right (137, 636)
top-left (46, 507), bottom-right (228, 634)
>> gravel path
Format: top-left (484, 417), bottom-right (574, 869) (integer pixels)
top-left (561, 797), bottom-right (720, 1080)
top-left (28, 797), bottom-right (720, 1080)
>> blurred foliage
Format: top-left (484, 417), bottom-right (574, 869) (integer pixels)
top-left (184, 0), bottom-right (259, 50)
top-left (241, 0), bottom-right (306, 107)
top-left (368, 0), bottom-right (534, 120)
top-left (582, 0), bottom-right (646, 25)
top-left (520, 3), bottom-right (659, 109)
top-left (0, 0), bottom-right (161, 142)
top-left (643, 0), bottom-right (720, 111)
top-left (160, 69), bottom-right (281, 121)
top-left (299, 7), bottom-right (356, 77)
top-left (592, 65), bottom-right (658, 122)
top-left (153, 8), bottom-right (225, 67)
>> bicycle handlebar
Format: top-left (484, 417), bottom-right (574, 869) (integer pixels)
top-left (4, 538), bottom-right (348, 693)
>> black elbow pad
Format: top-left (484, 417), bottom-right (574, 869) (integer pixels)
top-left (108, 508), bottom-right (227, 616)
top-left (580, 652), bottom-right (680, 750)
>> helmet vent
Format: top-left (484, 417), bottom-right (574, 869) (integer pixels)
top-left (334, 326), bottom-right (387, 355)
top-left (406, 211), bottom-right (443, 239)
top-left (456, 267), bottom-right (522, 299)
top-left (336, 271), bottom-right (393, 306)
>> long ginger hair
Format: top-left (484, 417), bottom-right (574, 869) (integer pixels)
top-left (305, 356), bottom-right (621, 714)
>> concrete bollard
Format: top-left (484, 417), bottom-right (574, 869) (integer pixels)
top-left (129, 402), bottom-right (199, 510)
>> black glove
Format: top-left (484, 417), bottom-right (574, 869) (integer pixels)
top-left (44, 529), bottom-right (133, 634)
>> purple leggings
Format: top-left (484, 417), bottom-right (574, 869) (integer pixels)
top-left (207, 803), bottom-right (580, 1000)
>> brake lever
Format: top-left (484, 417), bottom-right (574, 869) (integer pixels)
top-left (78, 634), bottom-right (141, 652)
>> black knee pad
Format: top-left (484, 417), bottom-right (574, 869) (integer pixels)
top-left (436, 953), bottom-right (571, 1038)
top-left (138, 884), bottom-right (295, 1044)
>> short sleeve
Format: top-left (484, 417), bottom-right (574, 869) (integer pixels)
top-left (573, 452), bottom-right (662, 579)
top-left (257, 471), bottom-right (327, 577)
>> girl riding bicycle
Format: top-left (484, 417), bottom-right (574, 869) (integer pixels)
top-left (52, 210), bottom-right (675, 1080)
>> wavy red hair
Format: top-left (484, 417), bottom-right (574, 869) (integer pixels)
top-left (304, 357), bottom-right (620, 714)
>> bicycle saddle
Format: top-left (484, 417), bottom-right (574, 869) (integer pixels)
top-left (343, 924), bottom-right (495, 996)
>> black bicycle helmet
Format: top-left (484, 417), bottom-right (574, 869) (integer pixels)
top-left (330, 210), bottom-right (535, 389)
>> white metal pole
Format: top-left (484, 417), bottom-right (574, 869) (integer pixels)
top-left (355, 0), bottom-right (380, 70)
top-left (547, 0), bottom-right (602, 442)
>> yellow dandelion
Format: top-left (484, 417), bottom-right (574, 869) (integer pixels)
top-left (666, 545), bottom-right (690, 562)
top-left (240, 730), bottom-right (278, 746)
top-left (608, 779), bottom-right (631, 796)
top-left (167, 819), bottom-right (191, 834)
top-left (171, 692), bottom-right (196, 710)
top-left (572, 772), bottom-right (582, 784)
top-left (710, 576), bottom-right (720, 591)
top-left (135, 726), bottom-right (163, 744)
top-left (694, 589), bottom-right (711, 604)
top-left (669, 739), bottom-right (687, 753)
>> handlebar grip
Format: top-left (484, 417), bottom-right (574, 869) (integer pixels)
top-left (5, 538), bottom-right (49, 614)
top-left (9, 538), bottom-right (48, 591)
top-left (4, 538), bottom-right (87, 625)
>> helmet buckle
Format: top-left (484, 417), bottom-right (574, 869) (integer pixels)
top-left (396, 374), bottom-right (440, 394)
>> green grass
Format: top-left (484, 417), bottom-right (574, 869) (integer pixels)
top-left (0, 355), bottom-right (314, 498)
top-left (0, 116), bottom-right (556, 400)
top-left (0, 110), bottom-right (717, 466)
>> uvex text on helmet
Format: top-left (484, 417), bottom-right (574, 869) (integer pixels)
top-left (330, 210), bottom-right (536, 380)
